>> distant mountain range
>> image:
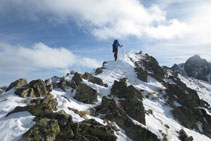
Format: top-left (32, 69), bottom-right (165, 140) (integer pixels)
top-left (171, 55), bottom-right (211, 83)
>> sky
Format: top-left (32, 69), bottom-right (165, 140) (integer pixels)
top-left (0, 0), bottom-right (211, 86)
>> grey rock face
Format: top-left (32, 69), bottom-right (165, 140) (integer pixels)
top-left (184, 55), bottom-right (210, 81)
top-left (74, 83), bottom-right (98, 104)
top-left (172, 55), bottom-right (211, 83)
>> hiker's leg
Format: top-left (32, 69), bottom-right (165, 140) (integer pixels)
top-left (114, 50), bottom-right (118, 61)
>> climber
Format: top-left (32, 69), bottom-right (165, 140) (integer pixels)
top-left (112, 39), bottom-right (123, 61)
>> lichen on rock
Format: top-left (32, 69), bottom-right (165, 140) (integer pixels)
top-left (74, 83), bottom-right (98, 104)
top-left (20, 118), bottom-right (60, 141)
top-left (15, 79), bottom-right (49, 98)
top-left (6, 78), bottom-right (27, 91)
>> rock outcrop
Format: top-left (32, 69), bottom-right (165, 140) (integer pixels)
top-left (74, 83), bottom-right (98, 104)
top-left (134, 52), bottom-right (164, 82)
top-left (95, 96), bottom-right (158, 141)
top-left (164, 73), bottom-right (211, 137)
top-left (110, 78), bottom-right (145, 124)
top-left (7, 95), bottom-right (116, 141)
top-left (82, 72), bottom-right (106, 86)
top-left (15, 79), bottom-right (49, 97)
top-left (58, 77), bottom-right (67, 92)
top-left (6, 78), bottom-right (27, 91)
top-left (95, 61), bottom-right (107, 75)
top-left (72, 72), bottom-right (83, 86)
top-left (178, 129), bottom-right (193, 141)
top-left (20, 118), bottom-right (60, 141)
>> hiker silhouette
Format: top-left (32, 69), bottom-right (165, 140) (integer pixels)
top-left (112, 39), bottom-right (123, 61)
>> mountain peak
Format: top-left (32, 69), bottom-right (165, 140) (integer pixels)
top-left (172, 55), bottom-right (211, 82)
top-left (187, 55), bottom-right (206, 63)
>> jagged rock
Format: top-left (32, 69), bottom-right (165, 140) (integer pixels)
top-left (6, 78), bottom-right (27, 91)
top-left (134, 52), bottom-right (165, 82)
top-left (82, 72), bottom-right (104, 86)
top-left (76, 119), bottom-right (117, 141)
top-left (6, 94), bottom-right (58, 117)
top-left (178, 129), bottom-right (193, 141)
top-left (20, 118), bottom-right (60, 141)
top-left (165, 76), bottom-right (211, 137)
top-left (143, 53), bottom-right (165, 78)
top-left (96, 96), bottom-right (159, 141)
top-left (58, 77), bottom-right (67, 92)
top-left (111, 79), bottom-right (145, 124)
top-left (74, 83), bottom-right (98, 104)
top-left (67, 80), bottom-right (77, 89)
top-left (15, 79), bottom-right (49, 97)
top-left (95, 68), bottom-right (103, 75)
top-left (71, 72), bottom-right (83, 86)
top-left (95, 61), bottom-right (107, 75)
top-left (134, 65), bottom-right (148, 82)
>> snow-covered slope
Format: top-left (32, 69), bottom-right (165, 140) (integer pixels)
top-left (178, 74), bottom-right (211, 115)
top-left (0, 90), bottom-right (35, 141)
top-left (0, 51), bottom-right (211, 141)
top-left (95, 51), bottom-right (211, 140)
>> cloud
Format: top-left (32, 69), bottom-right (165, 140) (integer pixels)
top-left (0, 42), bottom-right (101, 76)
top-left (0, 0), bottom-right (191, 40)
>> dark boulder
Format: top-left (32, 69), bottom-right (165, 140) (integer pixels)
top-left (82, 72), bottom-right (104, 86)
top-left (111, 79), bottom-right (145, 124)
top-left (72, 72), bottom-right (83, 86)
top-left (74, 83), bottom-right (98, 104)
top-left (178, 129), bottom-right (193, 141)
top-left (95, 61), bottom-right (107, 75)
top-left (95, 68), bottom-right (103, 75)
top-left (58, 77), bottom-right (67, 92)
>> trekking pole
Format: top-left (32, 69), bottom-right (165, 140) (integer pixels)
top-left (121, 46), bottom-right (124, 58)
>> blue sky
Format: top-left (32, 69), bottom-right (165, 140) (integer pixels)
top-left (0, 0), bottom-right (211, 86)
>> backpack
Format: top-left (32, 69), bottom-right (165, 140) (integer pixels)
top-left (112, 40), bottom-right (119, 52)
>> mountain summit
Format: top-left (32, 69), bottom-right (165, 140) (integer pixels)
top-left (0, 51), bottom-right (211, 141)
top-left (172, 55), bottom-right (211, 82)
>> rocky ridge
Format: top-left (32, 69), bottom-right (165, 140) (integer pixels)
top-left (0, 51), bottom-right (211, 141)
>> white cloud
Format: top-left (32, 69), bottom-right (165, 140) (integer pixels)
top-left (0, 42), bottom-right (101, 76)
top-left (187, 4), bottom-right (211, 45)
top-left (0, 0), bottom-right (191, 40)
